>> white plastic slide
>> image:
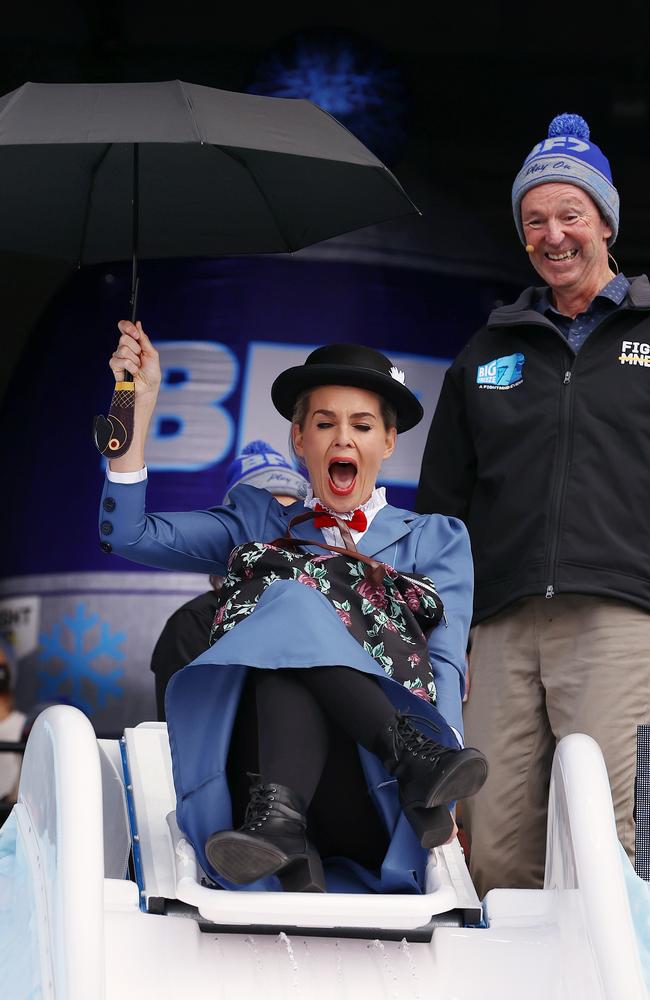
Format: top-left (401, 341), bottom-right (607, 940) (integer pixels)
top-left (0, 705), bottom-right (647, 999)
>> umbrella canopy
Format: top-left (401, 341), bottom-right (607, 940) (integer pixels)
top-left (0, 80), bottom-right (418, 263)
top-left (0, 80), bottom-right (420, 459)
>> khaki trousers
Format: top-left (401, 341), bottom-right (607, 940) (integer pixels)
top-left (462, 595), bottom-right (650, 898)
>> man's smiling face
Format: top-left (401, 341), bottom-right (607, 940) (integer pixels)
top-left (521, 182), bottom-right (611, 298)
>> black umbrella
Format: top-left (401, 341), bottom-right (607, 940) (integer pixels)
top-left (0, 80), bottom-right (418, 454)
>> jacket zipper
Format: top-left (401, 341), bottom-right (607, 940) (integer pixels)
top-left (490, 305), bottom-right (648, 600)
top-left (495, 309), bottom-right (642, 599)
top-left (545, 368), bottom-right (574, 598)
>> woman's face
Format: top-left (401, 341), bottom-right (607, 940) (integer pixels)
top-left (292, 385), bottom-right (396, 512)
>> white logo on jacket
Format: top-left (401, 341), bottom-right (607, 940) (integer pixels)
top-left (619, 340), bottom-right (650, 367)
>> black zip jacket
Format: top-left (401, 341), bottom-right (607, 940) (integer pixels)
top-left (415, 274), bottom-right (650, 623)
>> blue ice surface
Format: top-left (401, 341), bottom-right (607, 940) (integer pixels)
top-left (0, 810), bottom-right (42, 998)
top-left (620, 845), bottom-right (650, 993)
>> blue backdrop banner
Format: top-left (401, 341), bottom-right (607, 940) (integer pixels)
top-left (0, 256), bottom-right (516, 727)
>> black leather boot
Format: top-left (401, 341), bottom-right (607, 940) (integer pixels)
top-left (205, 780), bottom-right (326, 892)
top-left (375, 712), bottom-right (488, 849)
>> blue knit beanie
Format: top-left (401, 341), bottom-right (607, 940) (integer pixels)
top-left (223, 440), bottom-right (308, 504)
top-left (512, 113), bottom-right (619, 247)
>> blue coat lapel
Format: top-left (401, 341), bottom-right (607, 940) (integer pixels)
top-left (274, 500), bottom-right (324, 554)
top-left (358, 505), bottom-right (413, 559)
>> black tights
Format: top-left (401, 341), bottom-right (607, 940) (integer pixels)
top-left (255, 666), bottom-right (396, 801)
top-left (228, 667), bottom-right (397, 869)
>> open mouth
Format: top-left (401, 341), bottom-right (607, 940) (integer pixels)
top-left (328, 459), bottom-right (358, 496)
top-left (545, 248), bottom-right (578, 262)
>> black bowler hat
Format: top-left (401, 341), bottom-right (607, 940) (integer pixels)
top-left (271, 343), bottom-right (423, 433)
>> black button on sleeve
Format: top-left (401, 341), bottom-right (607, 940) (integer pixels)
top-left (100, 521), bottom-right (113, 536)
top-left (103, 497), bottom-right (116, 512)
top-left (100, 541), bottom-right (113, 554)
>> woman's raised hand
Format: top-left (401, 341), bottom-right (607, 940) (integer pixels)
top-left (109, 320), bottom-right (161, 400)
top-left (106, 321), bottom-right (161, 471)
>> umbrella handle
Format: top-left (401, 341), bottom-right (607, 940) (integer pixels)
top-left (92, 381), bottom-right (135, 457)
top-left (93, 144), bottom-right (140, 457)
top-left (92, 275), bottom-right (139, 456)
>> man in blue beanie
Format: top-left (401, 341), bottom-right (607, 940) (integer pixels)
top-left (150, 442), bottom-right (307, 719)
top-left (416, 114), bottom-right (650, 896)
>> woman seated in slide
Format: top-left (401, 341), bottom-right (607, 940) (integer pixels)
top-left (101, 321), bottom-right (487, 894)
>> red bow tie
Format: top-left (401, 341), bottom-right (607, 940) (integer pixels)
top-left (313, 504), bottom-right (368, 532)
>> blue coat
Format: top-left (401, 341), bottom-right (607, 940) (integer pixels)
top-left (100, 478), bottom-right (473, 893)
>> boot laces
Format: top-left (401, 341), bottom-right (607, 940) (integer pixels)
top-left (242, 778), bottom-right (307, 832)
top-left (243, 781), bottom-right (277, 831)
top-left (391, 712), bottom-right (453, 764)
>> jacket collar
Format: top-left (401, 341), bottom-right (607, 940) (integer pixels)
top-left (276, 498), bottom-right (413, 557)
top-left (487, 273), bottom-right (650, 329)
top-left (626, 274), bottom-right (650, 307)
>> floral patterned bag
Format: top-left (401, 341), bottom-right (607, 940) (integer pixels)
top-left (210, 512), bottom-right (445, 703)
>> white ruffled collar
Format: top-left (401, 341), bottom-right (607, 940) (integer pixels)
top-left (303, 485), bottom-right (387, 522)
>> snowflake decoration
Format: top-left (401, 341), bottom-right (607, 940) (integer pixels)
top-left (248, 29), bottom-right (409, 166)
top-left (37, 603), bottom-right (125, 714)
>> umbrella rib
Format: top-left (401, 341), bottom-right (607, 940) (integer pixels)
top-left (177, 81), bottom-right (204, 143)
top-left (206, 144), bottom-right (295, 254)
top-left (0, 82), bottom-right (29, 129)
top-left (77, 143), bottom-right (113, 268)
